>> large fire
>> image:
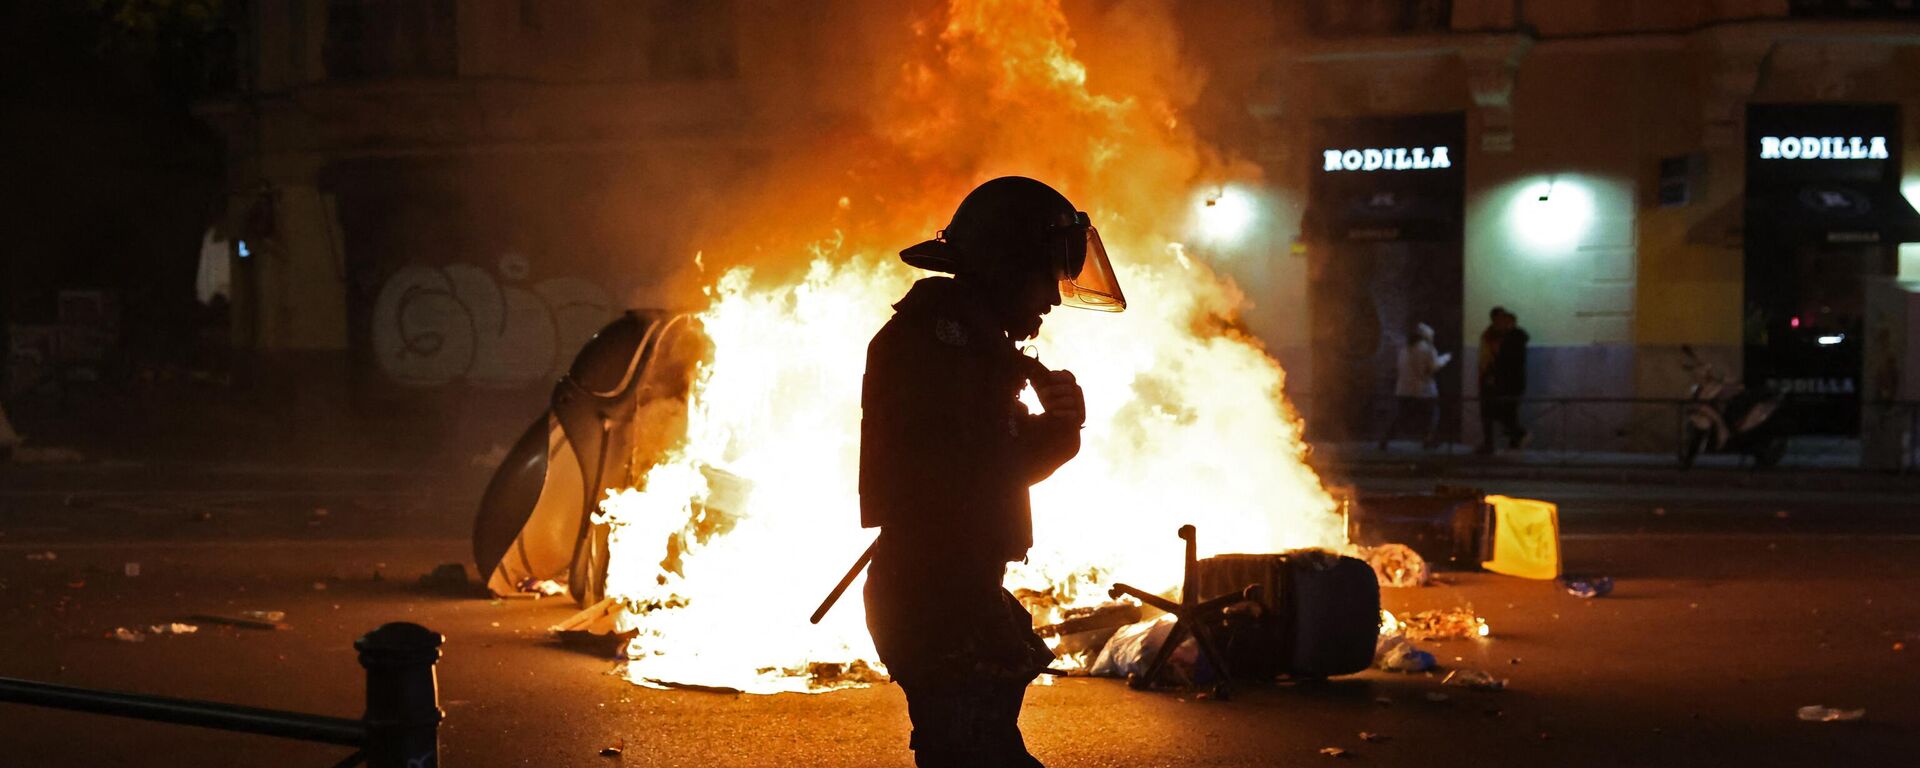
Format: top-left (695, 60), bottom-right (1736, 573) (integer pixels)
top-left (598, 0), bottom-right (1342, 693)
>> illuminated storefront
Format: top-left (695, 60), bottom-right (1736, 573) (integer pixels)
top-left (1303, 113), bottom-right (1466, 441)
top-left (1743, 103), bottom-right (1920, 434)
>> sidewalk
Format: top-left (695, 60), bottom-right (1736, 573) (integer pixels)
top-left (1314, 440), bottom-right (1920, 491)
top-left (0, 377), bottom-right (537, 476)
top-left (10, 380), bottom-right (1919, 495)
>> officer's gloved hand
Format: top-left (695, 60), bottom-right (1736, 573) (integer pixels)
top-left (1035, 369), bottom-right (1085, 427)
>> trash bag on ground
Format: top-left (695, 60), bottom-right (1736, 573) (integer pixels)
top-left (1088, 614), bottom-right (1210, 683)
top-left (1374, 633), bottom-right (1435, 673)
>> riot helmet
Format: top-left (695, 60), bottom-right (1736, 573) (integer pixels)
top-left (901, 176), bottom-right (1126, 312)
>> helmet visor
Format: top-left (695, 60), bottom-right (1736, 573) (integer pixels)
top-left (1059, 225), bottom-right (1125, 312)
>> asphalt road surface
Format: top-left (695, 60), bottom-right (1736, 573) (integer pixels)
top-left (1, 463), bottom-right (1916, 766)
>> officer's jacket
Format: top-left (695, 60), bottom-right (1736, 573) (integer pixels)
top-left (859, 277), bottom-right (1080, 562)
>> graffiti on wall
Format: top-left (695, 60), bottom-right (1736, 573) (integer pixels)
top-left (371, 256), bottom-right (617, 388)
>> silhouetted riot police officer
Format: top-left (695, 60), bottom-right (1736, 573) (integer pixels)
top-left (861, 176), bottom-right (1125, 766)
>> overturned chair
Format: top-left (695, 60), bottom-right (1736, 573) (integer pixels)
top-left (1107, 525), bottom-right (1384, 695)
top-left (1107, 524), bottom-right (1261, 698)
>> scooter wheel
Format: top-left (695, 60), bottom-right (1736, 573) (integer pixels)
top-left (1678, 427), bottom-right (1707, 470)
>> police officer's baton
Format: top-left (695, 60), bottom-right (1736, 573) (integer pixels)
top-left (809, 537), bottom-right (879, 624)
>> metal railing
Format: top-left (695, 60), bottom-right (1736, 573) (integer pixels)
top-left (1301, 394), bottom-right (1920, 472)
top-left (0, 623), bottom-right (443, 768)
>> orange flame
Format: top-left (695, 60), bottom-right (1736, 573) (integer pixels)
top-left (600, 0), bottom-right (1340, 693)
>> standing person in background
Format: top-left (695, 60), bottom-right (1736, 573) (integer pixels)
top-left (1476, 307), bottom-right (1530, 454)
top-left (1378, 321), bottom-right (1451, 450)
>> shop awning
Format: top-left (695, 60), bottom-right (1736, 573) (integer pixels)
top-left (1302, 186), bottom-right (1461, 243)
top-left (1747, 181), bottom-right (1920, 245)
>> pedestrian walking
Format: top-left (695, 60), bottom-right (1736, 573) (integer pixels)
top-left (1378, 321), bottom-right (1451, 450)
top-left (1477, 307), bottom-right (1530, 454)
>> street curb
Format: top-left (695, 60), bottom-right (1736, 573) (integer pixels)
top-left (1319, 459), bottom-right (1920, 492)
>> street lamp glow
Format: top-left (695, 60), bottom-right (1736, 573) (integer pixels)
top-left (1508, 176), bottom-right (1594, 251)
top-left (1198, 187), bottom-right (1255, 244)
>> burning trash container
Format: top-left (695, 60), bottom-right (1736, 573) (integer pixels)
top-left (472, 311), bottom-right (710, 605)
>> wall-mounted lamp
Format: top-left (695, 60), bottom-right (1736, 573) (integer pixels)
top-left (1196, 186), bottom-right (1256, 245)
top-left (1509, 175), bottom-right (1594, 249)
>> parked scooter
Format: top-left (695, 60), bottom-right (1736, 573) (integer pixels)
top-left (1678, 345), bottom-right (1788, 468)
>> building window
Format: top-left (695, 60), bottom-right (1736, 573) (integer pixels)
top-left (324, 0), bottom-right (458, 80)
top-left (1304, 0), bottom-right (1453, 36)
top-left (648, 1), bottom-right (738, 81)
top-left (1656, 154), bottom-right (1705, 208)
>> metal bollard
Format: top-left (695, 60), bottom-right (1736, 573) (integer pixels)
top-left (357, 622), bottom-right (444, 768)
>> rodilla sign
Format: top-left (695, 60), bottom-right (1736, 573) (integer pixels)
top-left (1322, 146), bottom-right (1452, 172)
top-left (1759, 135), bottom-right (1890, 161)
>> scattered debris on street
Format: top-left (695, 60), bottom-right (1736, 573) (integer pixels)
top-left (517, 578), bottom-right (568, 598)
top-left (1397, 606), bottom-right (1491, 641)
top-left (1442, 668), bottom-right (1507, 691)
top-left (148, 623), bottom-right (199, 635)
top-left (110, 623), bottom-right (200, 641)
top-left (1796, 705), bottom-right (1865, 723)
top-left (191, 612), bottom-right (290, 630)
top-left (1363, 543), bottom-right (1429, 588)
top-left (419, 563), bottom-right (471, 593)
top-left (552, 598), bottom-right (640, 656)
top-left (1559, 574), bottom-right (1614, 598)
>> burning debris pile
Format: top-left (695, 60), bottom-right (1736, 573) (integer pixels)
top-left (582, 0), bottom-right (1342, 694)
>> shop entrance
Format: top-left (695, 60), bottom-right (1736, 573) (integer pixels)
top-left (1308, 238), bottom-right (1463, 442)
top-left (1305, 113), bottom-right (1465, 443)
top-left (1746, 243), bottom-right (1890, 434)
top-left (1743, 103), bottom-right (1920, 436)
